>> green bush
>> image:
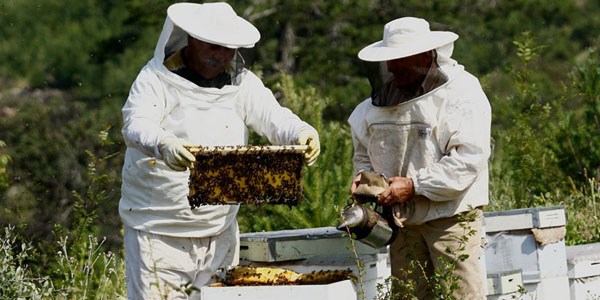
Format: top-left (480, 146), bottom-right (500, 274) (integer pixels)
top-left (0, 140), bottom-right (9, 190)
top-left (2, 1), bottom-right (600, 296)
top-left (489, 32), bottom-right (564, 208)
top-left (555, 49), bottom-right (600, 181)
top-left (0, 138), bottom-right (126, 299)
top-left (238, 74), bottom-right (354, 232)
top-left (488, 35), bottom-right (600, 244)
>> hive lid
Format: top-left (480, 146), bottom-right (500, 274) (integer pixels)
top-left (239, 226), bottom-right (386, 262)
top-left (566, 242), bottom-right (600, 278)
top-left (484, 206), bottom-right (566, 232)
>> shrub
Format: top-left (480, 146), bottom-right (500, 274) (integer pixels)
top-left (238, 74), bottom-right (354, 232)
top-left (0, 225), bottom-right (54, 299)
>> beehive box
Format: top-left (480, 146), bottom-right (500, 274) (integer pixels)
top-left (484, 205), bottom-right (566, 233)
top-left (239, 227), bottom-right (386, 262)
top-left (239, 227), bottom-right (390, 300)
top-left (200, 279), bottom-right (357, 300)
top-left (237, 254), bottom-right (390, 300)
top-left (187, 145), bottom-right (307, 208)
top-left (566, 242), bottom-right (600, 300)
top-left (486, 270), bottom-right (524, 299)
top-left (484, 206), bottom-right (570, 300)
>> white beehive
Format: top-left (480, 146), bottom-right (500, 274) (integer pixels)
top-left (241, 253), bottom-right (390, 300)
top-left (233, 227), bottom-right (390, 300)
top-left (487, 269), bottom-right (524, 299)
top-left (566, 242), bottom-right (600, 300)
top-left (484, 206), bottom-right (570, 300)
top-left (200, 279), bottom-right (357, 300)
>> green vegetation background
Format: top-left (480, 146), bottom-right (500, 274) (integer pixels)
top-left (1, 0), bottom-right (600, 298)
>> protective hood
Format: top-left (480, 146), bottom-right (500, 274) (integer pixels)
top-left (150, 4), bottom-right (250, 87)
top-left (359, 17), bottom-right (460, 106)
top-left (364, 43), bottom-right (460, 106)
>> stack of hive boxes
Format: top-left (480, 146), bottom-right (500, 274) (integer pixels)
top-left (483, 206), bottom-right (569, 299)
top-left (566, 242), bottom-right (600, 300)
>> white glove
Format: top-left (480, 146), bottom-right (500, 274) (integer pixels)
top-left (158, 137), bottom-right (196, 171)
top-left (296, 130), bottom-right (320, 166)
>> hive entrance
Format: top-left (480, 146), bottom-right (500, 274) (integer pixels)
top-left (187, 145), bottom-right (307, 208)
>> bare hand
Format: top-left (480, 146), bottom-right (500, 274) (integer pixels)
top-left (349, 173), bottom-right (362, 197)
top-left (378, 177), bottom-right (415, 206)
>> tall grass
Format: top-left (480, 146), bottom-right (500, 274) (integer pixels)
top-left (0, 225), bottom-right (54, 299)
top-left (53, 235), bottom-right (126, 299)
top-left (0, 225), bottom-right (126, 299)
top-left (0, 130), bottom-right (127, 299)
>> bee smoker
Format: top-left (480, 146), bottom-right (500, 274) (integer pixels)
top-left (336, 203), bottom-right (396, 248)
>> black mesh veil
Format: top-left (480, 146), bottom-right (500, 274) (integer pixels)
top-left (364, 50), bottom-right (444, 107)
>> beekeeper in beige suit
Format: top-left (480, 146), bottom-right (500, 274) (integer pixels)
top-left (119, 2), bottom-right (319, 299)
top-left (349, 17), bottom-right (491, 299)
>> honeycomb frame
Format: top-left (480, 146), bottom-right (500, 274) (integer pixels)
top-left (186, 145), bottom-right (307, 208)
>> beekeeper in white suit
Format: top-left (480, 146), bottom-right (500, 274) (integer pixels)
top-left (119, 2), bottom-right (320, 299)
top-left (349, 17), bottom-right (491, 299)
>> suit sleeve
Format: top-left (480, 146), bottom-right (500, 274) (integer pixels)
top-left (239, 72), bottom-right (317, 145)
top-left (121, 66), bottom-right (173, 158)
top-left (413, 81), bottom-right (491, 202)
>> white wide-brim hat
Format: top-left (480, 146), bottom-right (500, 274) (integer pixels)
top-left (358, 17), bottom-right (458, 62)
top-left (167, 2), bottom-right (260, 49)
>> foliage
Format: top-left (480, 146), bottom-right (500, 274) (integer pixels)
top-left (51, 235), bottom-right (126, 300)
top-left (489, 32), bottom-right (564, 208)
top-left (554, 178), bottom-right (600, 245)
top-left (0, 90), bottom-right (123, 248)
top-left (0, 140), bottom-right (10, 190)
top-left (1, 0), bottom-right (600, 297)
top-left (0, 0), bottom-right (161, 100)
top-left (53, 128), bottom-right (122, 249)
top-left (238, 74), bottom-right (354, 232)
top-left (0, 225), bottom-right (126, 300)
top-left (0, 225), bottom-right (54, 299)
top-left (555, 50), bottom-right (600, 181)
top-left (0, 137), bottom-right (126, 299)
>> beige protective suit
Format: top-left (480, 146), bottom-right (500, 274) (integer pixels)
top-left (348, 44), bottom-right (491, 225)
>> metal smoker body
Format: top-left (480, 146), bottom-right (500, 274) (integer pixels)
top-left (337, 171), bottom-right (398, 248)
top-left (337, 203), bottom-right (396, 248)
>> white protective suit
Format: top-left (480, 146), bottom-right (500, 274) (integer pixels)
top-left (348, 44), bottom-right (491, 225)
top-left (119, 13), bottom-right (317, 238)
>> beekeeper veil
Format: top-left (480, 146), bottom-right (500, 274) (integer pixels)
top-left (358, 17), bottom-right (459, 106)
top-left (154, 2), bottom-right (261, 85)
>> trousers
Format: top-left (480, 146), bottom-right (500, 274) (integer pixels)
top-left (389, 208), bottom-right (486, 299)
top-left (124, 222), bottom-right (239, 300)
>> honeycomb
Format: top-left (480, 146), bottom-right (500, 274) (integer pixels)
top-left (221, 266), bottom-right (354, 286)
top-left (187, 145), bottom-right (307, 208)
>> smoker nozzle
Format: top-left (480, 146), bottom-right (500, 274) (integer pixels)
top-left (336, 205), bottom-right (366, 230)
